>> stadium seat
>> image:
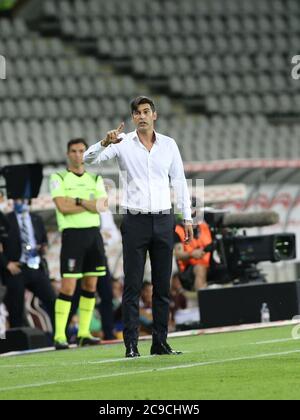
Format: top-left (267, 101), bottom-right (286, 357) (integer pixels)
top-left (0, 0), bottom-right (298, 167)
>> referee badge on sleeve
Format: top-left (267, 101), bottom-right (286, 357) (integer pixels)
top-left (50, 180), bottom-right (60, 191)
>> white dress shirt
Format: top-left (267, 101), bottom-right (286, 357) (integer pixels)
top-left (84, 131), bottom-right (192, 221)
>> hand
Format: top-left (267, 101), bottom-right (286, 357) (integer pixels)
top-left (184, 221), bottom-right (194, 244)
top-left (191, 249), bottom-right (205, 259)
top-left (102, 122), bottom-right (125, 147)
top-left (102, 231), bottom-right (112, 241)
top-left (7, 262), bottom-right (22, 276)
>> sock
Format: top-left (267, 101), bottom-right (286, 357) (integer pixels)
top-left (78, 291), bottom-right (96, 338)
top-left (54, 294), bottom-right (72, 342)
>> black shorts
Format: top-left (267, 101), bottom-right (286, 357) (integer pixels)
top-left (60, 228), bottom-right (106, 279)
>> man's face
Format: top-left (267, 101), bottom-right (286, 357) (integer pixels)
top-left (67, 143), bottom-right (87, 167)
top-left (132, 103), bottom-right (157, 133)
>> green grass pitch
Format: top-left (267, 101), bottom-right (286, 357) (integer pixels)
top-left (0, 325), bottom-right (299, 400)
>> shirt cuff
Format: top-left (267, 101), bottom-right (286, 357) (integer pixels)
top-left (83, 142), bottom-right (104, 162)
top-left (90, 142), bottom-right (103, 153)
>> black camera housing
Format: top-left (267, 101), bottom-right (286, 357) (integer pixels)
top-left (204, 210), bottom-right (297, 285)
top-left (224, 233), bottom-right (296, 266)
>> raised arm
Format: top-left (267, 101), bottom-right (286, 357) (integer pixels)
top-left (84, 122), bottom-right (125, 166)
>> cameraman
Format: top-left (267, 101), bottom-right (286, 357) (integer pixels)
top-left (174, 210), bottom-right (213, 292)
top-left (1, 198), bottom-right (56, 329)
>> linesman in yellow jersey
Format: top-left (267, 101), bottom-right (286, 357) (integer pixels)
top-left (50, 138), bottom-right (108, 350)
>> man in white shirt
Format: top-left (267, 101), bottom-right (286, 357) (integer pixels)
top-left (84, 96), bottom-right (193, 357)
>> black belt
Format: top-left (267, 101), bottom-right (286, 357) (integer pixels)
top-left (124, 209), bottom-right (171, 215)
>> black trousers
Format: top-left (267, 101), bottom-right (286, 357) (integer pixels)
top-left (121, 213), bottom-right (174, 347)
top-left (4, 267), bottom-right (56, 329)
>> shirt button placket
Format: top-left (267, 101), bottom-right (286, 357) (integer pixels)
top-left (148, 154), bottom-right (152, 210)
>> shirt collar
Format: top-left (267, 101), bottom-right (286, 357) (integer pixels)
top-left (133, 130), bottom-right (160, 146)
top-left (67, 168), bottom-right (86, 177)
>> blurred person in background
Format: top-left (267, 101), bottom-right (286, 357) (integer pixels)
top-left (96, 209), bottom-right (121, 340)
top-left (169, 273), bottom-right (188, 330)
top-left (0, 191), bottom-right (6, 212)
top-left (96, 258), bottom-right (115, 340)
top-left (1, 198), bottom-right (56, 329)
top-left (0, 191), bottom-right (8, 284)
top-left (0, 191), bottom-right (8, 336)
top-left (139, 281), bottom-right (153, 336)
top-left (112, 278), bottom-right (123, 338)
top-left (174, 201), bottom-right (213, 293)
top-left (100, 206), bottom-right (122, 250)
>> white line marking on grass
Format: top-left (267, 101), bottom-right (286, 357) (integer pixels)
top-left (0, 353), bottom-right (192, 370)
top-left (0, 355), bottom-right (154, 369)
top-left (252, 338), bottom-right (300, 345)
top-left (2, 320), bottom-right (297, 359)
top-left (87, 353), bottom-right (193, 365)
top-left (0, 349), bottom-right (299, 393)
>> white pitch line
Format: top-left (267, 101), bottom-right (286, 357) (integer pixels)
top-left (86, 352), bottom-right (192, 365)
top-left (0, 353), bottom-right (192, 370)
top-left (0, 349), bottom-right (300, 393)
top-left (252, 338), bottom-right (300, 345)
top-left (0, 355), bottom-right (155, 369)
top-left (1, 320), bottom-right (297, 359)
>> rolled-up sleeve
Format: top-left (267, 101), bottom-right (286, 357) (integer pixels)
top-left (83, 142), bottom-right (119, 166)
top-left (169, 141), bottom-right (192, 221)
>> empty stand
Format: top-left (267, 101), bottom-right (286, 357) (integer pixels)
top-left (0, 0), bottom-right (299, 164)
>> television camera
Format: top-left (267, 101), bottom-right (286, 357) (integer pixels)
top-left (203, 209), bottom-right (296, 284)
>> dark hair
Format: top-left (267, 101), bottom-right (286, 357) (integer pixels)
top-left (67, 138), bottom-right (89, 152)
top-left (130, 96), bottom-right (156, 114)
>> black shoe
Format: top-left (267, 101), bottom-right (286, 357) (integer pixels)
top-left (151, 341), bottom-right (182, 355)
top-left (54, 340), bottom-right (69, 351)
top-left (77, 336), bottom-right (101, 347)
top-left (125, 343), bottom-right (140, 358)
